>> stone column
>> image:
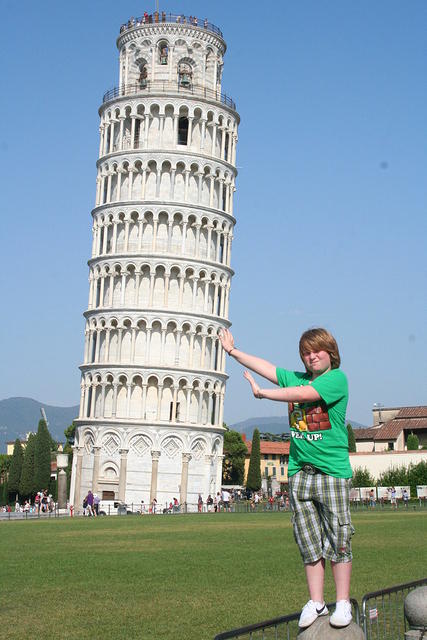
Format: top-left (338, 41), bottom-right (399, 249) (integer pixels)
top-left (209, 176), bottom-right (215, 208)
top-left (200, 119), bottom-right (206, 151)
top-left (150, 450), bottom-right (161, 502)
top-left (124, 219), bottom-right (130, 252)
top-left (159, 115), bottom-right (165, 147)
top-left (73, 446), bottom-right (84, 512)
top-left (91, 446), bottom-right (101, 494)
top-left (141, 383), bottom-right (147, 419)
top-left (181, 222), bottom-right (187, 254)
top-left (141, 168), bottom-right (147, 200)
top-left (216, 454), bottom-right (224, 495)
top-left (174, 330), bottom-right (181, 365)
top-left (112, 222), bottom-right (118, 253)
top-left (184, 170), bottom-right (190, 200)
top-left (79, 383), bottom-right (85, 417)
top-left (171, 385), bottom-right (178, 422)
top-left (180, 453), bottom-right (192, 507)
top-left (211, 123), bottom-right (217, 155)
top-left (105, 329), bottom-right (111, 361)
top-left (204, 454), bottom-right (214, 499)
top-left (118, 449), bottom-right (129, 502)
top-left (207, 225), bottom-right (213, 259)
top-left (173, 114), bottom-right (179, 148)
top-left (187, 117), bottom-right (194, 148)
top-left (112, 383), bottom-right (118, 417)
top-left (57, 469), bottom-right (67, 510)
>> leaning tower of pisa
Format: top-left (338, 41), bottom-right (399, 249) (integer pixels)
top-left (70, 12), bottom-right (239, 511)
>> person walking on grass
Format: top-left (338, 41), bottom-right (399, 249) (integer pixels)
top-left (219, 327), bottom-right (354, 629)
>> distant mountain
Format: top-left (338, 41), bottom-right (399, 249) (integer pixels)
top-left (0, 397), bottom-right (79, 452)
top-left (0, 397), bottom-right (367, 454)
top-left (230, 415), bottom-right (366, 439)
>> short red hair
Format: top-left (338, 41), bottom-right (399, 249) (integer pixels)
top-left (299, 328), bottom-right (341, 370)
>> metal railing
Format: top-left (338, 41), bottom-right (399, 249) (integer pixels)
top-left (361, 578), bottom-right (427, 640)
top-left (119, 13), bottom-right (223, 38)
top-left (102, 81), bottom-right (236, 110)
top-left (0, 506), bottom-right (63, 520)
top-left (214, 600), bottom-right (360, 640)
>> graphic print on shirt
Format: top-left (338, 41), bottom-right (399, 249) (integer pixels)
top-left (288, 401), bottom-right (331, 433)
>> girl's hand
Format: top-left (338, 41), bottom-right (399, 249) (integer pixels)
top-left (244, 370), bottom-right (262, 399)
top-left (219, 328), bottom-right (234, 354)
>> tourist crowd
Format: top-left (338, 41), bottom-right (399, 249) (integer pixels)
top-left (120, 12), bottom-right (210, 32)
top-left (1, 489), bottom-right (57, 514)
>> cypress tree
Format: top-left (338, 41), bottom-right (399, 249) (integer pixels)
top-left (1, 480), bottom-right (8, 506)
top-left (347, 423), bottom-right (357, 453)
top-left (8, 439), bottom-right (24, 500)
top-left (20, 433), bottom-right (36, 498)
top-left (34, 419), bottom-right (52, 491)
top-left (407, 432), bottom-right (419, 451)
top-left (246, 428), bottom-right (262, 491)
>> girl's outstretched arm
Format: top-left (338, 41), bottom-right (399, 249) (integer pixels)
top-left (219, 329), bottom-right (278, 384)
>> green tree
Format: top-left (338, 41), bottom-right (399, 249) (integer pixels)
top-left (0, 455), bottom-right (11, 506)
top-left (0, 454), bottom-right (11, 482)
top-left (347, 423), bottom-right (356, 453)
top-left (34, 419), bottom-right (52, 491)
top-left (8, 439), bottom-right (24, 500)
top-left (408, 460), bottom-right (427, 497)
top-left (20, 433), bottom-right (36, 498)
top-left (352, 466), bottom-right (375, 487)
top-left (378, 465), bottom-right (409, 488)
top-left (246, 428), bottom-right (262, 491)
top-left (407, 432), bottom-right (419, 450)
top-left (1, 480), bottom-right (8, 506)
top-left (222, 429), bottom-right (247, 485)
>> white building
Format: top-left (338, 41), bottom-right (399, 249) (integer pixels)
top-left (70, 12), bottom-right (239, 511)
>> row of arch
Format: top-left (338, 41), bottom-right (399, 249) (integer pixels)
top-left (91, 210), bottom-right (233, 267)
top-left (88, 263), bottom-right (231, 319)
top-left (83, 318), bottom-right (227, 372)
top-left (96, 158), bottom-right (235, 213)
top-left (99, 104), bottom-right (237, 163)
top-left (79, 373), bottom-right (225, 427)
top-left (79, 425), bottom-right (222, 461)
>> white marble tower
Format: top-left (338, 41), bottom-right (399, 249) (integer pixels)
top-left (70, 12), bottom-right (239, 512)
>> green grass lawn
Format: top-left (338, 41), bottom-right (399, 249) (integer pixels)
top-left (0, 511), bottom-right (425, 640)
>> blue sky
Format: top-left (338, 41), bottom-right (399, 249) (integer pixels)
top-left (1, 0), bottom-right (426, 426)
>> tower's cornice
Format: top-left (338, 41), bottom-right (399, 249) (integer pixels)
top-left (79, 362), bottom-right (228, 381)
top-left (96, 148), bottom-right (238, 177)
top-left (87, 253), bottom-right (234, 277)
top-left (83, 307), bottom-right (232, 327)
top-left (91, 201), bottom-right (236, 226)
top-left (100, 83), bottom-right (238, 117)
top-left (74, 417), bottom-right (226, 434)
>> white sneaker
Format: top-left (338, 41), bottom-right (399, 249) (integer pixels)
top-left (298, 600), bottom-right (328, 628)
top-left (330, 600), bottom-right (352, 627)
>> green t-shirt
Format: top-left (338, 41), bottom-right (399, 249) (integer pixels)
top-left (276, 367), bottom-right (352, 478)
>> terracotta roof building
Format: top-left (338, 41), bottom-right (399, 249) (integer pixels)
top-left (244, 439), bottom-right (290, 485)
top-left (354, 406), bottom-right (427, 452)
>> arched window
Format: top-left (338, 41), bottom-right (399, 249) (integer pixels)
top-left (159, 41), bottom-right (168, 65)
top-left (178, 62), bottom-right (192, 88)
top-left (178, 117), bottom-right (189, 145)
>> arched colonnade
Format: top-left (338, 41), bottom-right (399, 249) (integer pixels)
top-left (91, 209), bottom-right (233, 267)
top-left (88, 262), bottom-right (231, 319)
top-left (84, 316), bottom-right (227, 372)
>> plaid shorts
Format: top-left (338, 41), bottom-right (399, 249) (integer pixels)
top-left (289, 469), bottom-right (354, 564)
